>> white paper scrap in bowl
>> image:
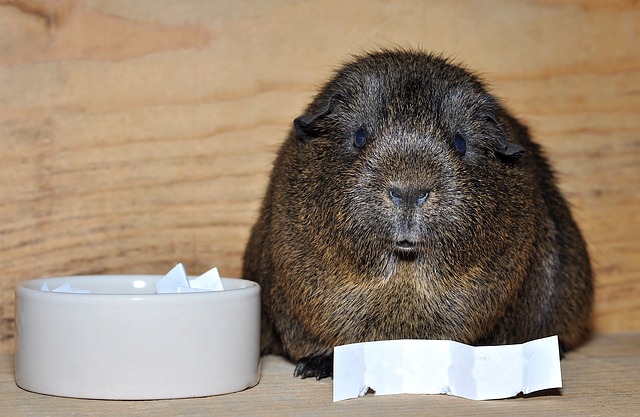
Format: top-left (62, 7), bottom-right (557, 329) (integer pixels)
top-left (155, 263), bottom-right (224, 293)
top-left (40, 282), bottom-right (91, 294)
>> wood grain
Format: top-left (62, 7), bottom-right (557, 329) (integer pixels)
top-left (0, 0), bottom-right (638, 352)
top-left (1, 333), bottom-right (639, 416)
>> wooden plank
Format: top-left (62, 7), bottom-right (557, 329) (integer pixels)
top-left (0, 0), bottom-right (639, 352)
top-left (1, 333), bottom-right (639, 416)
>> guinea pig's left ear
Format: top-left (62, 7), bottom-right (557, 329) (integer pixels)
top-left (485, 114), bottom-right (525, 160)
top-left (293, 93), bottom-right (342, 141)
top-left (496, 140), bottom-right (525, 159)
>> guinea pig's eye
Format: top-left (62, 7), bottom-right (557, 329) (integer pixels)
top-left (453, 133), bottom-right (466, 155)
top-left (353, 127), bottom-right (367, 148)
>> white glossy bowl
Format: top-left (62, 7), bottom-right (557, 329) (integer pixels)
top-left (15, 275), bottom-right (261, 400)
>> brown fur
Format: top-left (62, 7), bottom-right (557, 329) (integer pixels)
top-left (242, 49), bottom-right (593, 379)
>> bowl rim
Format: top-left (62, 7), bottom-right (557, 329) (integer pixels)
top-left (16, 275), bottom-right (260, 298)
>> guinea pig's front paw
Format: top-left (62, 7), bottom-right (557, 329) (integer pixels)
top-left (293, 354), bottom-right (334, 380)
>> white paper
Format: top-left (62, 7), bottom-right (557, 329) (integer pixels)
top-left (40, 282), bottom-right (91, 294)
top-left (333, 335), bottom-right (562, 402)
top-left (155, 263), bottom-right (190, 293)
top-left (155, 263), bottom-right (224, 293)
top-left (187, 267), bottom-right (224, 292)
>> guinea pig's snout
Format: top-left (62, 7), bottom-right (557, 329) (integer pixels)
top-left (388, 185), bottom-right (430, 208)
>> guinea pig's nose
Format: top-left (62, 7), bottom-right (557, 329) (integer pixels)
top-left (388, 186), bottom-right (430, 207)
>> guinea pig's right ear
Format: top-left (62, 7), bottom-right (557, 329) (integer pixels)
top-left (293, 93), bottom-right (342, 142)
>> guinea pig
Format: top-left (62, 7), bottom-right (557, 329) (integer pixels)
top-left (242, 49), bottom-right (593, 380)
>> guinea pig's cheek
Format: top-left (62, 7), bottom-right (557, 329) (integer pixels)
top-left (364, 199), bottom-right (396, 233)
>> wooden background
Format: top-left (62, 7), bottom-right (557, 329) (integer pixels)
top-left (0, 0), bottom-right (638, 353)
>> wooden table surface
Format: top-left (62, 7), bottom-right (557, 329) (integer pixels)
top-left (1, 333), bottom-right (638, 417)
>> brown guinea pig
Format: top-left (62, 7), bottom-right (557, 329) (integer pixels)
top-left (242, 49), bottom-right (593, 380)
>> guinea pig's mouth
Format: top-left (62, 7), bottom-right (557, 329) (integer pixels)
top-left (394, 240), bottom-right (418, 256)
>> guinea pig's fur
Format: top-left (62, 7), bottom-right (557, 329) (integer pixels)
top-left (242, 49), bottom-right (593, 379)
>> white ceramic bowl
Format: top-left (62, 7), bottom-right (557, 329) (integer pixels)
top-left (15, 275), bottom-right (261, 400)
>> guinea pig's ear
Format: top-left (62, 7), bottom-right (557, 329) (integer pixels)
top-left (293, 93), bottom-right (342, 142)
top-left (498, 141), bottom-right (525, 159)
top-left (485, 114), bottom-right (525, 161)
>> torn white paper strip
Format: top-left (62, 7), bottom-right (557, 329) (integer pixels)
top-left (333, 335), bottom-right (561, 402)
